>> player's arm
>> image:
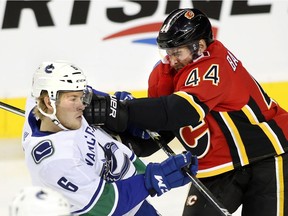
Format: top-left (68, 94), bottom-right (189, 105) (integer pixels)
top-left (127, 92), bottom-right (209, 130)
top-left (45, 152), bottom-right (197, 215)
top-left (84, 91), bottom-right (209, 133)
top-left (102, 151), bottom-right (198, 215)
top-left (85, 88), bottom-right (176, 157)
top-left (116, 131), bottom-right (161, 157)
top-left (114, 130), bottom-right (174, 157)
top-left (148, 61), bottom-right (175, 97)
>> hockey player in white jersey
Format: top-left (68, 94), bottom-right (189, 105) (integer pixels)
top-left (22, 61), bottom-right (198, 215)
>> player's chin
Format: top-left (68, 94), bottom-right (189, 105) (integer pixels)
top-left (68, 122), bottom-right (82, 130)
top-left (76, 116), bottom-right (83, 124)
top-left (69, 117), bottom-right (82, 130)
top-left (174, 66), bottom-right (184, 71)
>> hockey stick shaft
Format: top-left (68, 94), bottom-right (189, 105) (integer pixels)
top-left (0, 101), bottom-right (25, 117)
top-left (146, 130), bottom-right (232, 216)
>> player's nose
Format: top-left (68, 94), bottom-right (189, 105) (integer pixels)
top-left (169, 56), bottom-right (178, 67)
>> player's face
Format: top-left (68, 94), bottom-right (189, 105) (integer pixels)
top-left (166, 46), bottom-right (193, 71)
top-left (56, 91), bottom-right (86, 130)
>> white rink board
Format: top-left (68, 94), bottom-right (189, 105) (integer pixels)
top-left (0, 139), bottom-right (241, 216)
top-left (0, 0), bottom-right (287, 98)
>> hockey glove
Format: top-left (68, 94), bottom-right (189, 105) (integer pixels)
top-left (114, 91), bottom-right (134, 101)
top-left (144, 151), bottom-right (198, 197)
top-left (114, 91), bottom-right (150, 139)
top-left (83, 93), bottom-right (129, 132)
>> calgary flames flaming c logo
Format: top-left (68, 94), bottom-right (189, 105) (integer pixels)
top-left (185, 10), bottom-right (194, 19)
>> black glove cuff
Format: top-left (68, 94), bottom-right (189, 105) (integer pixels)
top-left (84, 95), bottom-right (107, 125)
top-left (94, 96), bottom-right (107, 125)
top-left (84, 94), bottom-right (129, 133)
top-left (105, 95), bottom-right (128, 132)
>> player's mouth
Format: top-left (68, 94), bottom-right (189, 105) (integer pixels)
top-left (76, 113), bottom-right (83, 120)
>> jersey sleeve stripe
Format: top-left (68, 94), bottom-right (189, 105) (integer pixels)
top-left (242, 105), bottom-right (285, 155)
top-left (275, 155), bottom-right (284, 215)
top-left (174, 91), bottom-right (205, 121)
top-left (72, 179), bottom-right (107, 215)
top-left (220, 112), bottom-right (249, 166)
top-left (197, 162), bottom-right (234, 178)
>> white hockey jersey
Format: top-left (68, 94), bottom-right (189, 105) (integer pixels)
top-left (22, 97), bottom-right (151, 215)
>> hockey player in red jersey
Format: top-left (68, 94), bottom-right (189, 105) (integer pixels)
top-left (84, 8), bottom-right (288, 216)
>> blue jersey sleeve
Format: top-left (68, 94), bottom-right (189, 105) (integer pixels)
top-left (113, 174), bottom-right (149, 215)
top-left (82, 174), bottom-right (150, 215)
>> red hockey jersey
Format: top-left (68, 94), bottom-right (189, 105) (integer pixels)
top-left (148, 40), bottom-right (288, 178)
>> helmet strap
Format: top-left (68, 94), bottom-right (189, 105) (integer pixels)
top-left (187, 41), bottom-right (201, 60)
top-left (37, 99), bottom-right (69, 131)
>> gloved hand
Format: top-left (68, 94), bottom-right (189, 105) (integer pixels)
top-left (144, 151), bottom-right (198, 197)
top-left (83, 93), bottom-right (129, 132)
top-left (114, 91), bottom-right (150, 139)
top-left (114, 91), bottom-right (134, 101)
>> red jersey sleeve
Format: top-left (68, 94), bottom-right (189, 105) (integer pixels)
top-left (148, 61), bottom-right (175, 98)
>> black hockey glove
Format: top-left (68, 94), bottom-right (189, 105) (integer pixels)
top-left (83, 94), bottom-right (129, 132)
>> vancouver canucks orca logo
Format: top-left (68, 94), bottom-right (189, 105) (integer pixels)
top-left (32, 140), bottom-right (54, 164)
top-left (100, 142), bottom-right (131, 182)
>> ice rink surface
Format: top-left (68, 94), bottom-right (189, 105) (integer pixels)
top-left (0, 139), bottom-right (241, 216)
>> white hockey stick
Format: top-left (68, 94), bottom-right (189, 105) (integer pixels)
top-left (0, 100), bottom-right (232, 215)
top-left (146, 130), bottom-right (232, 216)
